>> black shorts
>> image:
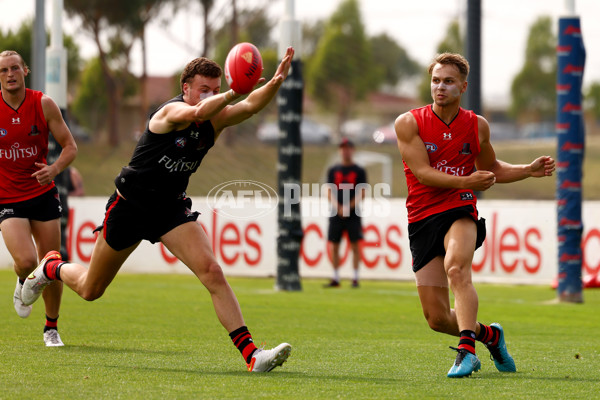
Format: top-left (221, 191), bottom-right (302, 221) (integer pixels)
top-left (97, 192), bottom-right (200, 251)
top-left (0, 187), bottom-right (62, 224)
top-left (408, 205), bottom-right (486, 273)
top-left (328, 215), bottom-right (363, 243)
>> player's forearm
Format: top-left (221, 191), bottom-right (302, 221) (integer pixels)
top-left (243, 78), bottom-right (282, 114)
top-left (51, 143), bottom-right (78, 177)
top-left (414, 167), bottom-right (467, 189)
top-left (192, 90), bottom-right (241, 121)
top-left (490, 160), bottom-right (531, 183)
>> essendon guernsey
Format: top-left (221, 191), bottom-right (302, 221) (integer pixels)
top-left (0, 89), bottom-right (53, 203)
top-left (403, 105), bottom-right (480, 223)
top-left (327, 164), bottom-right (367, 216)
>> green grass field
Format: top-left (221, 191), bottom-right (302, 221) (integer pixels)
top-left (1, 270), bottom-right (599, 399)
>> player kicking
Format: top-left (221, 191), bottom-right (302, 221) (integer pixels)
top-left (22, 47), bottom-right (295, 372)
top-left (395, 53), bottom-right (555, 377)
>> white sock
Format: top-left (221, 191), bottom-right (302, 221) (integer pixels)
top-left (333, 269), bottom-right (340, 282)
top-left (353, 269), bottom-right (359, 281)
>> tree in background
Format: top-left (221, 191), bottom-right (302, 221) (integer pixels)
top-left (64, 1), bottom-right (424, 145)
top-left (585, 82), bottom-right (600, 125)
top-left (199, 0), bottom-right (215, 57)
top-left (301, 20), bottom-right (325, 64)
top-left (66, 0), bottom-right (175, 146)
top-left (65, 0), bottom-right (138, 146)
top-left (210, 6), bottom-right (276, 67)
top-left (127, 0), bottom-right (177, 134)
top-left (0, 20), bottom-right (80, 91)
top-left (417, 20), bottom-right (463, 105)
top-left (370, 33), bottom-right (421, 92)
top-left (305, 0), bottom-right (374, 141)
top-left (206, 5), bottom-right (279, 143)
top-left (71, 57), bottom-right (137, 135)
top-left (509, 16), bottom-right (556, 123)
top-left (71, 58), bottom-right (107, 134)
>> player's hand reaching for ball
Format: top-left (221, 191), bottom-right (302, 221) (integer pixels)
top-left (271, 47), bottom-right (295, 85)
top-left (236, 47), bottom-right (294, 92)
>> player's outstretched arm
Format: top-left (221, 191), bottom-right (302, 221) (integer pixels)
top-left (212, 47), bottom-right (295, 132)
top-left (149, 48), bottom-right (294, 136)
top-left (484, 156), bottom-right (555, 183)
top-left (150, 88), bottom-right (241, 134)
top-left (476, 115), bottom-right (555, 183)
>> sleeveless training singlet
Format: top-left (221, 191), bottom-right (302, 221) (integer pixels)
top-left (327, 163), bottom-right (367, 218)
top-left (115, 94), bottom-right (215, 205)
top-left (403, 104), bottom-right (480, 224)
top-left (0, 89), bottom-right (53, 203)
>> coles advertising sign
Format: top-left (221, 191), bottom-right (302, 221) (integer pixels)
top-left (1, 198), bottom-right (599, 285)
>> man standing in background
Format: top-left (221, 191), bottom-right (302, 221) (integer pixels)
top-left (325, 138), bottom-right (367, 288)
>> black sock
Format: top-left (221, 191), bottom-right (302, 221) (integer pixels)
top-left (44, 315), bottom-right (58, 333)
top-left (229, 326), bottom-right (258, 364)
top-left (476, 323), bottom-right (500, 346)
top-left (458, 330), bottom-right (476, 355)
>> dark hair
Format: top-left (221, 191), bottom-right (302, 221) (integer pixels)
top-left (180, 57), bottom-right (222, 92)
top-left (0, 50), bottom-right (30, 72)
top-left (428, 53), bottom-right (469, 80)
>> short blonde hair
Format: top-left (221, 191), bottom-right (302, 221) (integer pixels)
top-left (0, 50), bottom-right (30, 73)
top-left (428, 53), bottom-right (469, 81)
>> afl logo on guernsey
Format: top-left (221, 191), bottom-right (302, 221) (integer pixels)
top-left (424, 142), bottom-right (437, 153)
top-left (175, 137), bottom-right (186, 148)
top-left (0, 129), bottom-right (7, 137)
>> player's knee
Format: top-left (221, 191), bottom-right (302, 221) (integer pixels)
top-left (201, 261), bottom-right (227, 288)
top-left (424, 312), bottom-right (450, 333)
top-left (427, 319), bottom-right (446, 333)
top-left (445, 264), bottom-right (468, 284)
top-left (80, 286), bottom-right (105, 301)
top-left (13, 256), bottom-right (38, 276)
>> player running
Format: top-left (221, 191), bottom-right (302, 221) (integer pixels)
top-left (394, 53), bottom-right (555, 377)
top-left (22, 48), bottom-right (295, 372)
top-left (0, 50), bottom-right (77, 346)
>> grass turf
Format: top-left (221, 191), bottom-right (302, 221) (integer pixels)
top-left (1, 269), bottom-right (599, 399)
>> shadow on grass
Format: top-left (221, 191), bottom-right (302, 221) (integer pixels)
top-left (89, 367), bottom-right (403, 385)
top-left (63, 344), bottom-right (191, 356)
top-left (456, 370), bottom-right (600, 384)
top-left (56, 348), bottom-right (403, 384)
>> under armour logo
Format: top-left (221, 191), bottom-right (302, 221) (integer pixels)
top-left (460, 192), bottom-right (474, 201)
top-left (190, 130), bottom-right (199, 139)
top-left (12, 117), bottom-right (20, 124)
top-left (443, 132), bottom-right (452, 140)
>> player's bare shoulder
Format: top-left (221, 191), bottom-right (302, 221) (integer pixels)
top-left (149, 101), bottom-right (191, 134)
top-left (476, 114), bottom-right (491, 144)
top-left (40, 94), bottom-right (62, 121)
top-left (394, 111), bottom-right (418, 143)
